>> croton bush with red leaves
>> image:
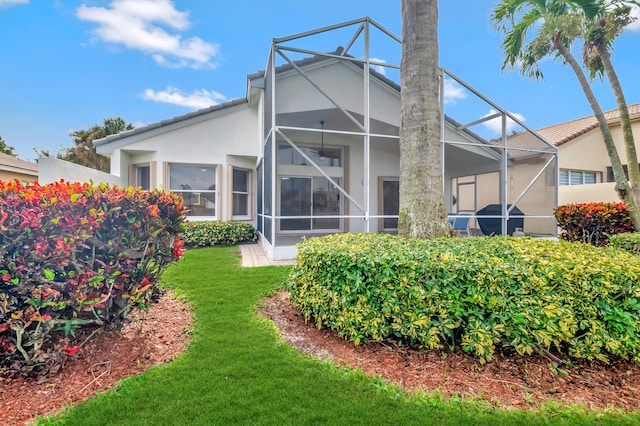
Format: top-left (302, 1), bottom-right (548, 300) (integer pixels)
top-left (0, 180), bottom-right (186, 375)
top-left (554, 202), bottom-right (634, 246)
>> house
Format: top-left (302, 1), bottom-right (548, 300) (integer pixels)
top-left (87, 18), bottom-right (557, 260)
top-left (0, 153), bottom-right (38, 185)
top-left (536, 104), bottom-right (640, 205)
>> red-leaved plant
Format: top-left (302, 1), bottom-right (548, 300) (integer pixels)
top-left (554, 202), bottom-right (634, 246)
top-left (0, 180), bottom-right (186, 376)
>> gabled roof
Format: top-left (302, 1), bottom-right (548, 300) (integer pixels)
top-left (247, 46), bottom-right (401, 92)
top-left (94, 46), bottom-right (400, 149)
top-left (93, 98), bottom-right (248, 147)
top-left (0, 152), bottom-right (38, 175)
top-left (535, 103), bottom-right (640, 147)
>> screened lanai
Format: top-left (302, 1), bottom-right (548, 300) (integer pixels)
top-left (256, 17), bottom-right (558, 260)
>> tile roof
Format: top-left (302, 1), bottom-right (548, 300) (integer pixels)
top-left (535, 103), bottom-right (640, 147)
top-left (93, 98), bottom-right (248, 147)
top-left (0, 152), bottom-right (38, 174)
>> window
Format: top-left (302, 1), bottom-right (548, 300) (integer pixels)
top-left (278, 144), bottom-right (342, 167)
top-left (559, 170), bottom-right (598, 186)
top-left (136, 165), bottom-right (151, 190)
top-left (232, 168), bottom-right (251, 219)
top-left (606, 164), bottom-right (640, 182)
top-left (169, 164), bottom-right (216, 217)
top-left (379, 178), bottom-right (399, 231)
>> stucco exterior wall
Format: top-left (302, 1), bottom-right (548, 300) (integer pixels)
top-left (275, 61), bottom-right (400, 128)
top-left (559, 182), bottom-right (619, 204)
top-left (0, 170), bottom-right (37, 184)
top-left (557, 118), bottom-right (640, 204)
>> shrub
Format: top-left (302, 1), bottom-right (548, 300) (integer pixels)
top-left (287, 233), bottom-right (640, 364)
top-left (0, 180), bottom-right (186, 375)
top-left (609, 232), bottom-right (640, 255)
top-left (181, 221), bottom-right (256, 247)
top-left (554, 202), bottom-right (634, 246)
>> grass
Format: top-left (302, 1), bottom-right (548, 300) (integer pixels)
top-left (36, 247), bottom-right (640, 425)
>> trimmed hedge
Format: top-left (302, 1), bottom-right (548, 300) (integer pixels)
top-left (287, 233), bottom-right (640, 364)
top-left (609, 232), bottom-right (640, 255)
top-left (181, 221), bottom-right (256, 247)
top-left (0, 180), bottom-right (186, 375)
top-left (554, 202), bottom-right (634, 246)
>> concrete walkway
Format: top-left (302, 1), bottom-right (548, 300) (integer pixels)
top-left (239, 243), bottom-right (296, 267)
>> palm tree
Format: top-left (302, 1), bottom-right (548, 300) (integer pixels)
top-left (399, 0), bottom-right (450, 238)
top-left (583, 2), bottom-right (640, 214)
top-left (491, 0), bottom-right (640, 229)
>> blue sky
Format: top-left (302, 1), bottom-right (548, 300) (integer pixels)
top-left (1, 0), bottom-right (639, 161)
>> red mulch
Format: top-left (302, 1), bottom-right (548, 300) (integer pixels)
top-left (3, 287), bottom-right (640, 426)
top-left (0, 292), bottom-right (192, 426)
top-left (259, 290), bottom-right (640, 412)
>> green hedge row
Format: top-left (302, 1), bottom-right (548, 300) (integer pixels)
top-left (287, 233), bottom-right (640, 364)
top-left (181, 221), bottom-right (256, 247)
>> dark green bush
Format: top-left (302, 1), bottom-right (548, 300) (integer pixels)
top-left (181, 221), bottom-right (256, 247)
top-left (609, 232), bottom-right (640, 255)
top-left (287, 233), bottom-right (640, 364)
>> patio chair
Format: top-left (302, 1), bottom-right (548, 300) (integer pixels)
top-left (449, 215), bottom-right (470, 237)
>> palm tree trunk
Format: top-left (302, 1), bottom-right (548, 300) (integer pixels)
top-left (399, 0), bottom-right (450, 238)
top-left (596, 43), bottom-right (640, 230)
top-left (557, 42), bottom-right (640, 228)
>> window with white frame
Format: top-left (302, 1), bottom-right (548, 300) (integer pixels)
top-left (169, 164), bottom-right (217, 217)
top-left (559, 170), bottom-right (598, 186)
top-left (232, 168), bottom-right (251, 219)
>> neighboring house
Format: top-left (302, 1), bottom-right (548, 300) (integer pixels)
top-left (537, 103), bottom-right (640, 205)
top-left (90, 18), bottom-right (556, 260)
top-left (0, 153), bottom-right (38, 185)
top-left (37, 156), bottom-right (123, 186)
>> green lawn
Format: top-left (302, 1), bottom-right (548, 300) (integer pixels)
top-left (37, 247), bottom-right (640, 425)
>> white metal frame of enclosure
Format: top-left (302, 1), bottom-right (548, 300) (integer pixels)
top-left (257, 17), bottom-right (558, 248)
top-left (441, 68), bottom-right (559, 235)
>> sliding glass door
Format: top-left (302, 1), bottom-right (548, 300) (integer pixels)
top-left (279, 176), bottom-right (342, 232)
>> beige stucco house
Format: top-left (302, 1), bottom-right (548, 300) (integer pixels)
top-left (83, 18), bottom-right (557, 259)
top-left (0, 153), bottom-right (38, 185)
top-left (538, 103), bottom-right (640, 205)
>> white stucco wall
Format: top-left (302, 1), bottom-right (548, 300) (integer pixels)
top-left (96, 102), bottom-right (261, 222)
top-left (275, 61), bottom-right (400, 127)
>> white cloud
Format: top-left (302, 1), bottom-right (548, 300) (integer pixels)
top-left (77, 0), bottom-right (219, 69)
top-left (627, 5), bottom-right (640, 31)
top-left (140, 86), bottom-right (228, 109)
top-left (443, 77), bottom-right (467, 104)
top-left (0, 0), bottom-right (28, 8)
top-left (481, 109), bottom-right (526, 134)
top-left (369, 57), bottom-right (387, 76)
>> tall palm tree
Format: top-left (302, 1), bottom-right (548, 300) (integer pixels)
top-left (583, 2), bottom-right (640, 212)
top-left (399, 0), bottom-right (450, 238)
top-left (491, 0), bottom-right (640, 228)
